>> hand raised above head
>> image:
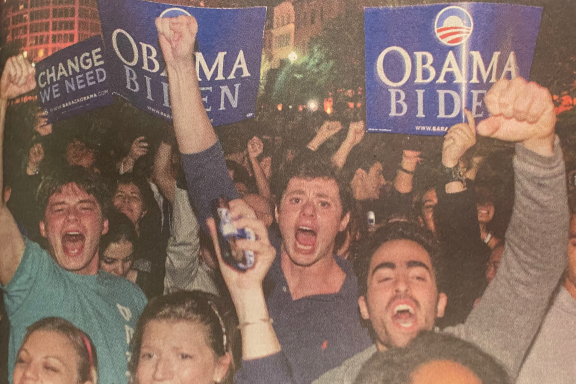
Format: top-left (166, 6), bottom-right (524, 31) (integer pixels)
top-left (442, 108), bottom-right (476, 168)
top-left (247, 136), bottom-right (264, 159)
top-left (0, 55), bottom-right (36, 101)
top-left (155, 15), bottom-right (198, 68)
top-left (477, 77), bottom-right (556, 157)
top-left (346, 120), bottom-right (366, 146)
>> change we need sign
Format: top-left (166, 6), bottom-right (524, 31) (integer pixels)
top-left (98, 0), bottom-right (266, 126)
top-left (365, 3), bottom-right (542, 136)
top-left (35, 35), bottom-right (113, 124)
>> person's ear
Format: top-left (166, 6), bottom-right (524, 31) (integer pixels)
top-left (274, 205), bottom-right (279, 223)
top-left (82, 367), bottom-right (98, 384)
top-left (39, 220), bottom-right (47, 238)
top-left (339, 211), bottom-right (351, 232)
top-left (436, 292), bottom-right (448, 318)
top-left (358, 296), bottom-right (370, 320)
top-left (101, 218), bottom-right (109, 235)
top-left (213, 352), bottom-right (232, 383)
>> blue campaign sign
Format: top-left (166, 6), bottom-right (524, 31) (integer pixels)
top-left (98, 0), bottom-right (266, 126)
top-left (35, 36), bottom-right (113, 124)
top-left (364, 3), bottom-right (542, 136)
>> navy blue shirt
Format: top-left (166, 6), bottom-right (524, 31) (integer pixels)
top-left (182, 142), bottom-right (372, 384)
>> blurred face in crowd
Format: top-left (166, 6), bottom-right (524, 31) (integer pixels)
top-left (363, 162), bottom-right (387, 200)
top-left (40, 183), bottom-right (108, 275)
top-left (113, 183), bottom-right (147, 230)
top-left (277, 177), bottom-right (350, 267)
top-left (359, 239), bottom-right (446, 351)
top-left (486, 244), bottom-right (504, 283)
top-left (136, 320), bottom-right (230, 384)
top-left (100, 239), bottom-right (134, 278)
top-left (66, 139), bottom-right (95, 169)
top-left (13, 330), bottom-right (85, 384)
top-left (477, 201), bottom-right (495, 225)
top-left (34, 108), bottom-right (52, 136)
top-left (420, 188), bottom-right (438, 235)
top-left (410, 360), bottom-right (482, 384)
top-left (564, 214), bottom-right (576, 299)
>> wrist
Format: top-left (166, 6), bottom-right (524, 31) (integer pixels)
top-left (521, 134), bottom-right (555, 158)
top-left (401, 159), bottom-right (418, 171)
top-left (442, 157), bottom-right (459, 168)
top-left (231, 288), bottom-right (268, 322)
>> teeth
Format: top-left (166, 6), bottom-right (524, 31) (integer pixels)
top-left (67, 231), bottom-right (81, 235)
top-left (297, 244), bottom-right (312, 250)
top-left (394, 304), bottom-right (415, 315)
top-left (299, 226), bottom-right (313, 231)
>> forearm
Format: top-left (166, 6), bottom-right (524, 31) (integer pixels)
top-left (0, 99), bottom-right (6, 202)
top-left (0, 98), bottom-right (25, 286)
top-left (394, 155), bottom-right (419, 193)
top-left (249, 156), bottom-right (271, 199)
top-left (233, 288), bottom-right (281, 360)
top-left (166, 59), bottom-right (217, 154)
top-left (331, 140), bottom-right (354, 169)
top-left (117, 156), bottom-right (135, 175)
top-left (459, 137), bottom-right (568, 378)
top-left (153, 142), bottom-right (176, 203)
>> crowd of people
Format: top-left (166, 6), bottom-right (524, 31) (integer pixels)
top-left (0, 14), bottom-right (574, 384)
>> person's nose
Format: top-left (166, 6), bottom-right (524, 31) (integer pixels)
top-left (301, 200), bottom-right (316, 218)
top-left (394, 274), bottom-right (411, 294)
top-left (152, 356), bottom-right (174, 382)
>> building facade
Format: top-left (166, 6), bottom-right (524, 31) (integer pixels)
top-left (2, 0), bottom-right (102, 62)
top-left (266, 0), bottom-right (295, 68)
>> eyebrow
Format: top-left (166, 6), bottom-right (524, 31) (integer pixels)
top-left (371, 260), bottom-right (432, 275)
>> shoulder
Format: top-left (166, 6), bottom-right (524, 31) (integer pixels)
top-left (98, 271), bottom-right (148, 309)
top-left (313, 345), bottom-right (377, 384)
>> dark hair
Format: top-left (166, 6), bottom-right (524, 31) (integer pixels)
top-left (276, 152), bottom-right (353, 217)
top-left (129, 291), bottom-right (233, 382)
top-left (99, 211), bottom-right (137, 253)
top-left (37, 166), bottom-right (110, 221)
top-left (354, 221), bottom-right (444, 297)
top-left (353, 331), bottom-right (510, 384)
top-left (112, 173), bottom-right (155, 213)
top-left (22, 317), bottom-right (98, 384)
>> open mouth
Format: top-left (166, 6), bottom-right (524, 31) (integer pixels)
top-left (62, 231), bottom-right (85, 257)
top-left (391, 303), bottom-right (417, 329)
top-left (295, 226), bottom-right (317, 251)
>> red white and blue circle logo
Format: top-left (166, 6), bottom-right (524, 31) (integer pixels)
top-left (434, 6), bottom-right (473, 46)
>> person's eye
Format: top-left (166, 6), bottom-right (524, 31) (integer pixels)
top-left (43, 363), bottom-right (59, 373)
top-left (179, 353), bottom-right (193, 360)
top-left (289, 197), bottom-right (301, 204)
top-left (102, 258), bottom-right (115, 265)
top-left (140, 352), bottom-right (154, 360)
top-left (80, 205), bottom-right (94, 211)
top-left (319, 200), bottom-right (331, 208)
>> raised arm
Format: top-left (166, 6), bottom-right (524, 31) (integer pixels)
top-left (450, 77), bottom-right (568, 378)
top-left (331, 121), bottom-right (365, 169)
top-left (434, 110), bottom-right (489, 327)
top-left (156, 16), bottom-right (216, 154)
top-left (393, 149), bottom-right (421, 194)
top-left (0, 55), bottom-right (36, 286)
top-left (247, 136), bottom-right (272, 200)
top-left (206, 200), bottom-right (296, 384)
top-left (156, 16), bottom-right (237, 231)
top-left (152, 140), bottom-right (176, 204)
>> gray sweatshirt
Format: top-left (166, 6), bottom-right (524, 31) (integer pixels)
top-left (314, 138), bottom-right (569, 384)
